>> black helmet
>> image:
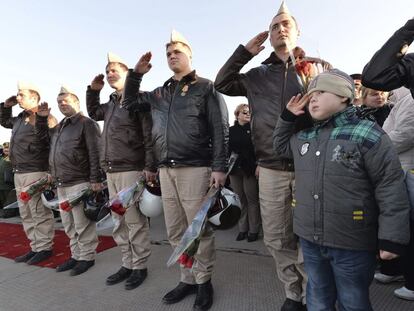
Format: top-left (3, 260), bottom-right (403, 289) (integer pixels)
top-left (84, 188), bottom-right (109, 222)
top-left (208, 187), bottom-right (241, 230)
top-left (41, 189), bottom-right (59, 211)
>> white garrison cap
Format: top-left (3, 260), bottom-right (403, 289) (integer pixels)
top-left (107, 52), bottom-right (128, 68)
top-left (17, 81), bottom-right (41, 98)
top-left (170, 29), bottom-right (192, 55)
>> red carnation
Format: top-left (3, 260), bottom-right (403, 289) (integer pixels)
top-left (111, 200), bottom-right (126, 215)
top-left (178, 253), bottom-right (189, 265)
top-left (185, 257), bottom-right (194, 269)
top-left (19, 192), bottom-right (31, 203)
top-left (59, 201), bottom-right (71, 212)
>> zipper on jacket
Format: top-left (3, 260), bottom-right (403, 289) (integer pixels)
top-left (10, 118), bottom-right (24, 170)
top-left (52, 121), bottom-right (67, 183)
top-left (165, 80), bottom-right (183, 164)
top-left (281, 62), bottom-right (289, 112)
top-left (103, 100), bottom-right (117, 165)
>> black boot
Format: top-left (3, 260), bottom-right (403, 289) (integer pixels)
top-left (70, 260), bottom-right (95, 276)
top-left (162, 282), bottom-right (198, 304)
top-left (247, 232), bottom-right (259, 242)
top-left (26, 250), bottom-right (53, 265)
top-left (14, 251), bottom-right (37, 263)
top-left (56, 258), bottom-right (78, 272)
top-left (236, 232), bottom-right (247, 241)
top-left (125, 268), bottom-right (147, 290)
top-left (281, 298), bottom-right (305, 311)
top-left (106, 266), bottom-right (132, 285)
top-left (193, 280), bottom-right (214, 311)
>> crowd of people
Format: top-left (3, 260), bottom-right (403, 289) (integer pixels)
top-left (1, 1), bottom-right (414, 311)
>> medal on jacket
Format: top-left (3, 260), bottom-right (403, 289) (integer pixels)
top-left (300, 143), bottom-right (309, 156)
top-left (181, 84), bottom-right (189, 96)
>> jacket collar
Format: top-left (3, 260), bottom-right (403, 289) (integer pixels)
top-left (314, 106), bottom-right (357, 129)
top-left (262, 52), bottom-right (285, 65)
top-left (61, 112), bottom-right (82, 126)
top-left (163, 70), bottom-right (197, 87)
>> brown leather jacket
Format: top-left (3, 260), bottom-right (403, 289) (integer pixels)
top-left (86, 88), bottom-right (156, 173)
top-left (0, 103), bottom-right (56, 173)
top-left (35, 113), bottom-right (101, 187)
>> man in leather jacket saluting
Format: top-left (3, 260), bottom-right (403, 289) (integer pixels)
top-left (214, 2), bottom-right (321, 310)
top-left (0, 82), bottom-right (57, 265)
top-left (35, 86), bottom-right (102, 276)
top-left (87, 53), bottom-right (157, 290)
top-left (122, 30), bottom-right (229, 311)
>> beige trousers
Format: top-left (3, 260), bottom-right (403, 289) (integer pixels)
top-left (15, 172), bottom-right (54, 252)
top-left (107, 171), bottom-right (151, 270)
top-left (258, 167), bottom-right (306, 303)
top-left (58, 182), bottom-right (98, 261)
top-left (160, 166), bottom-right (214, 285)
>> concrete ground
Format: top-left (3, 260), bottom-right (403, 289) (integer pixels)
top-left (0, 215), bottom-right (412, 311)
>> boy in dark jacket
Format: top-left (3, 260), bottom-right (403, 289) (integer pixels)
top-left (273, 69), bottom-right (411, 310)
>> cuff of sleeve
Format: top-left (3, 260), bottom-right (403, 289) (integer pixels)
top-left (87, 86), bottom-right (100, 94)
top-left (403, 18), bottom-right (414, 32)
top-left (236, 44), bottom-right (255, 60)
top-left (36, 114), bottom-right (49, 123)
top-left (281, 109), bottom-right (298, 122)
top-left (128, 69), bottom-right (144, 80)
top-left (378, 239), bottom-right (407, 256)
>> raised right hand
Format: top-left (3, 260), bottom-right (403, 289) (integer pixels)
top-left (90, 74), bottom-right (105, 91)
top-left (245, 31), bottom-right (269, 56)
top-left (286, 94), bottom-right (310, 116)
top-left (134, 52), bottom-right (152, 74)
top-left (4, 96), bottom-right (18, 108)
top-left (37, 102), bottom-right (50, 117)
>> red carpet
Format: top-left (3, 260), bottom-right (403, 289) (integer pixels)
top-left (0, 222), bottom-right (116, 268)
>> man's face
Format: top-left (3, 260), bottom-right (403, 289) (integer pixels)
top-left (16, 90), bottom-right (38, 110)
top-left (269, 14), bottom-right (299, 51)
top-left (106, 63), bottom-right (127, 91)
top-left (57, 94), bottom-right (79, 117)
top-left (166, 43), bottom-right (192, 74)
top-left (308, 91), bottom-right (347, 121)
top-left (353, 79), bottom-right (362, 99)
top-left (3, 147), bottom-right (9, 156)
top-left (364, 89), bottom-right (389, 108)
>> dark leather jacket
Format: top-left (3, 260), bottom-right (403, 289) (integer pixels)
top-left (86, 88), bottom-right (156, 173)
top-left (35, 113), bottom-right (101, 187)
top-left (362, 18), bottom-right (414, 98)
top-left (122, 70), bottom-right (229, 172)
top-left (0, 104), bottom-right (54, 173)
top-left (215, 45), bottom-right (330, 171)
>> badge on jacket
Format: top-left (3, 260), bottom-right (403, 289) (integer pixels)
top-left (300, 143), bottom-right (310, 156)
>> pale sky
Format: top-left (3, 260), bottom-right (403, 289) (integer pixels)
top-left (1, 0), bottom-right (413, 142)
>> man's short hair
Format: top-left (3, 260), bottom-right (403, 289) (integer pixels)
top-left (106, 62), bottom-right (128, 72)
top-left (165, 42), bottom-right (192, 58)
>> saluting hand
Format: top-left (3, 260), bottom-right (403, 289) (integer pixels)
top-left (286, 94), bottom-right (310, 116)
top-left (37, 102), bottom-right (50, 117)
top-left (4, 95), bottom-right (18, 108)
top-left (134, 52), bottom-right (152, 74)
top-left (91, 74), bottom-right (105, 91)
top-left (245, 31), bottom-right (269, 56)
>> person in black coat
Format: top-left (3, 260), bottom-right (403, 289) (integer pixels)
top-left (229, 104), bottom-right (260, 242)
